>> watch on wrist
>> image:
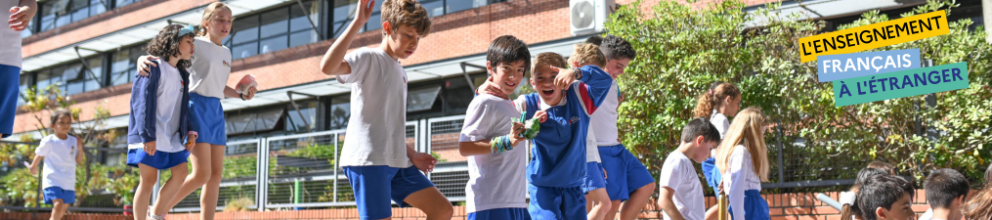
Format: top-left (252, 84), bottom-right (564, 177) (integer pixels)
top-left (239, 93), bottom-right (246, 101)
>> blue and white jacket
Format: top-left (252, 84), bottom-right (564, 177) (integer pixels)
top-left (127, 60), bottom-right (193, 146)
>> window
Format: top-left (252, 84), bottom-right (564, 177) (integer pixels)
top-left (110, 45), bottom-right (145, 86)
top-left (226, 107), bottom-right (286, 135)
top-left (28, 0), bottom-right (145, 37)
top-left (286, 101), bottom-right (318, 132)
top-left (225, 0), bottom-right (321, 59)
top-left (407, 86), bottom-right (441, 112)
top-left (17, 76), bottom-right (31, 106)
top-left (446, 0), bottom-right (489, 14)
top-left (29, 55), bottom-right (105, 97)
top-left (327, 97), bottom-right (350, 130)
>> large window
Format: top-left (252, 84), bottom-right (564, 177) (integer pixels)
top-left (25, 54), bottom-right (106, 97)
top-left (327, 97), bottom-right (350, 130)
top-left (17, 76), bottom-right (31, 106)
top-left (110, 45), bottom-right (146, 86)
top-left (27, 0), bottom-right (145, 37)
top-left (225, 0), bottom-right (322, 59)
top-left (286, 101), bottom-right (318, 132)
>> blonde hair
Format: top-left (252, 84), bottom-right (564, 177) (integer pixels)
top-left (382, 0), bottom-right (432, 37)
top-left (569, 43), bottom-right (607, 68)
top-left (532, 52), bottom-right (567, 78)
top-left (716, 107), bottom-right (770, 182)
top-left (198, 2), bottom-right (231, 37)
top-left (695, 82), bottom-right (741, 118)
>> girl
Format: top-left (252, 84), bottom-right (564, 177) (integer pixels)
top-left (716, 107), bottom-right (770, 220)
top-left (136, 3), bottom-right (256, 219)
top-left (127, 24), bottom-right (199, 220)
top-left (28, 110), bottom-right (83, 220)
top-left (697, 82), bottom-right (740, 220)
top-left (839, 168), bottom-right (892, 220)
top-left (964, 163), bottom-right (992, 220)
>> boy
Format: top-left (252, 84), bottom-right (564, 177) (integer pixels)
top-left (1, 0), bottom-right (36, 138)
top-left (920, 168), bottom-right (969, 220)
top-left (458, 35), bottom-right (532, 220)
top-left (856, 174), bottom-right (916, 220)
top-left (317, 0), bottom-right (453, 219)
top-left (515, 48), bottom-right (614, 219)
top-left (569, 44), bottom-right (612, 220)
top-left (589, 35), bottom-right (651, 220)
top-left (658, 118), bottom-right (721, 220)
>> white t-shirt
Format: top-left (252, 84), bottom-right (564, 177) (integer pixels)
top-left (586, 125), bottom-right (601, 162)
top-left (589, 82), bottom-right (621, 146)
top-left (723, 145), bottom-right (764, 220)
top-left (337, 47), bottom-right (411, 168)
top-left (35, 135), bottom-right (79, 190)
top-left (659, 151), bottom-right (705, 220)
top-left (188, 37), bottom-right (233, 99)
top-left (710, 112), bottom-right (731, 156)
top-left (128, 62), bottom-right (185, 153)
top-left (459, 94), bottom-right (528, 213)
top-left (0, 1), bottom-right (22, 67)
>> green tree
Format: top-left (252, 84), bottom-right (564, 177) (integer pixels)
top-left (607, 0), bottom-right (991, 186)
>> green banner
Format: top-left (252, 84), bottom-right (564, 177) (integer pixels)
top-left (833, 62), bottom-right (969, 107)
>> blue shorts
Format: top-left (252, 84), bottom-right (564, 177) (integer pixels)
top-left (0, 64), bottom-right (19, 138)
top-left (728, 190), bottom-right (771, 220)
top-left (126, 149), bottom-right (190, 170)
top-left (701, 157), bottom-right (723, 193)
top-left (43, 187), bottom-right (75, 204)
top-left (583, 162), bottom-right (607, 193)
top-left (469, 208), bottom-right (531, 220)
top-left (528, 184), bottom-right (585, 220)
top-left (343, 165), bottom-right (435, 220)
top-left (188, 93), bottom-right (226, 145)
top-left (599, 144), bottom-right (655, 201)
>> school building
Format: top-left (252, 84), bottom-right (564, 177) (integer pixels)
top-left (4, 0), bottom-right (989, 218)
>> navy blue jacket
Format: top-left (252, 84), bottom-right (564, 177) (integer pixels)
top-left (127, 60), bottom-right (193, 145)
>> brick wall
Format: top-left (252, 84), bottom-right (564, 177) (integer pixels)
top-left (1, 189), bottom-right (935, 220)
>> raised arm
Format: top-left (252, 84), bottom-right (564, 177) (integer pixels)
top-left (8, 0), bottom-right (38, 31)
top-left (319, 0), bottom-right (374, 75)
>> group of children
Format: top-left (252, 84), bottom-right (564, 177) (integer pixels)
top-left (10, 0), bottom-right (992, 220)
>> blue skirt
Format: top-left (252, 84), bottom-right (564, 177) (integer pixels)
top-left (701, 157), bottom-right (723, 193)
top-left (469, 208), bottom-right (531, 220)
top-left (728, 190), bottom-right (770, 220)
top-left (188, 93), bottom-right (227, 145)
top-left (0, 64), bottom-right (19, 138)
top-left (126, 149), bottom-right (190, 170)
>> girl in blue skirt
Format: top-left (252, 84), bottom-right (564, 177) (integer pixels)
top-left (716, 107), bottom-right (771, 220)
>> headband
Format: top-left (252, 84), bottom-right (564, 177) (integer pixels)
top-left (178, 24), bottom-right (197, 37)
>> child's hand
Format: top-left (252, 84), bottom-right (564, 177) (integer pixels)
top-left (533, 110), bottom-right (548, 123)
top-left (185, 131), bottom-right (198, 150)
top-left (550, 65), bottom-right (577, 90)
top-left (410, 152), bottom-right (437, 173)
top-left (136, 56), bottom-right (160, 77)
top-left (353, 0), bottom-right (375, 25)
top-left (509, 122), bottom-right (525, 146)
top-left (144, 141), bottom-right (157, 156)
top-left (717, 181), bottom-right (725, 195)
top-left (29, 163), bottom-right (38, 175)
top-left (8, 6), bottom-right (36, 31)
top-left (477, 79), bottom-right (508, 98)
top-left (244, 87), bottom-right (257, 100)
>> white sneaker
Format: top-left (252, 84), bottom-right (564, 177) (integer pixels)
top-left (148, 212), bottom-right (166, 220)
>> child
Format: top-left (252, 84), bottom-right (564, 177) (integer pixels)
top-left (136, 3), bottom-right (255, 218)
top-left (715, 107), bottom-right (770, 220)
top-left (964, 164), bottom-right (992, 220)
top-left (697, 82), bottom-right (740, 220)
top-left (566, 44), bottom-right (612, 220)
top-left (839, 168), bottom-right (894, 220)
top-left (658, 118), bottom-right (721, 220)
top-left (317, 0), bottom-right (453, 219)
top-left (457, 35), bottom-right (532, 220)
top-left (588, 35), bottom-right (653, 220)
top-left (855, 175), bottom-right (916, 220)
top-left (1, 0), bottom-right (36, 138)
top-left (867, 161), bottom-right (896, 175)
top-left (127, 24), bottom-right (199, 220)
top-left (920, 168), bottom-right (969, 220)
top-left (28, 111), bottom-right (83, 220)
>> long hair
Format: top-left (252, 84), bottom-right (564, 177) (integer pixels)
top-left (146, 24), bottom-right (195, 70)
top-left (715, 107), bottom-right (769, 182)
top-left (694, 82), bottom-right (740, 119)
top-left (965, 163), bottom-right (992, 220)
top-left (198, 2), bottom-right (231, 37)
top-left (840, 168), bottom-right (892, 220)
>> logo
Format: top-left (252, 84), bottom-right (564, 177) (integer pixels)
top-left (569, 116), bottom-right (580, 124)
top-left (223, 60), bottom-right (230, 67)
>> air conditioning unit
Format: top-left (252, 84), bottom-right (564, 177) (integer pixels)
top-left (570, 0), bottom-right (615, 36)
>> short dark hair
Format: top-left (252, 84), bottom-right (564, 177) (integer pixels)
top-left (486, 35), bottom-right (531, 76)
top-left (600, 35), bottom-right (636, 60)
top-left (680, 117), bottom-right (721, 144)
top-left (856, 175), bottom-right (915, 220)
top-left (585, 35), bottom-right (604, 46)
top-left (925, 168), bottom-right (969, 208)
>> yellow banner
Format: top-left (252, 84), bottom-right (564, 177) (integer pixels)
top-left (798, 10), bottom-right (950, 63)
